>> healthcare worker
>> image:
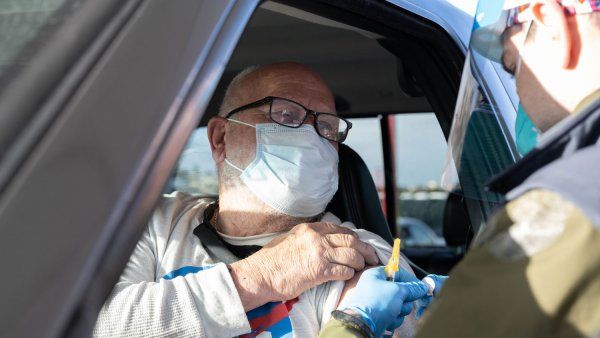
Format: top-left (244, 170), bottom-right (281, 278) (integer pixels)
top-left (415, 0), bottom-right (600, 337)
top-left (323, 0), bottom-right (600, 337)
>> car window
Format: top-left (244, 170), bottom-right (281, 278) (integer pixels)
top-left (443, 56), bottom-right (518, 234)
top-left (168, 127), bottom-right (217, 195)
top-left (393, 113), bottom-right (447, 247)
top-left (344, 114), bottom-right (447, 247)
top-left (343, 117), bottom-right (386, 209)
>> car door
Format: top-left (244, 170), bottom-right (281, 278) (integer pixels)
top-left (0, 1), bottom-right (257, 337)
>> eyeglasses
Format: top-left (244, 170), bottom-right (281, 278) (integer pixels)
top-left (506, 0), bottom-right (600, 27)
top-left (225, 96), bottom-right (353, 142)
top-left (470, 0), bottom-right (600, 63)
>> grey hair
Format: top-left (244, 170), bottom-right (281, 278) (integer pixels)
top-left (218, 65), bottom-right (260, 117)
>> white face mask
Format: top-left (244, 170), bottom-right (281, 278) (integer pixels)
top-left (225, 120), bottom-right (339, 217)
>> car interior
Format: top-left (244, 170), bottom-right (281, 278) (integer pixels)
top-left (0, 1), bottom-right (526, 336)
top-left (173, 0), bottom-right (473, 276)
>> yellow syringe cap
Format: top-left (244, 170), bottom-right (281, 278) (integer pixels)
top-left (384, 238), bottom-right (401, 280)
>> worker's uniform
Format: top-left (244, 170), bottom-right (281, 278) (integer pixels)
top-left (414, 94), bottom-right (600, 338)
top-left (320, 94), bottom-right (600, 338)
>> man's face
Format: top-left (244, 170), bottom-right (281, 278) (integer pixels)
top-left (224, 68), bottom-right (337, 170)
top-left (501, 23), bottom-right (552, 129)
top-left (501, 24), bottom-right (528, 76)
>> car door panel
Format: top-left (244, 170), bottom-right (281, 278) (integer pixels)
top-left (0, 1), bottom-right (257, 337)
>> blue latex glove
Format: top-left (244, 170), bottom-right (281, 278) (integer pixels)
top-left (338, 266), bottom-right (429, 337)
top-left (415, 274), bottom-right (448, 318)
top-left (393, 267), bottom-right (420, 283)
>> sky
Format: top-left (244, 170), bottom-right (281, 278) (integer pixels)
top-left (345, 113), bottom-right (447, 189)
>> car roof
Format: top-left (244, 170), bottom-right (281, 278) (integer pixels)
top-left (202, 2), bottom-right (440, 125)
top-left (386, 0), bottom-right (477, 52)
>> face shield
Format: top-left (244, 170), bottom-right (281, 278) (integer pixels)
top-left (442, 0), bottom-right (599, 208)
top-left (471, 0), bottom-right (600, 62)
top-left (470, 0), bottom-right (532, 63)
top-left (440, 1), bottom-right (534, 214)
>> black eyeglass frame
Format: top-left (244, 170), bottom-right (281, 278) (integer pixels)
top-left (224, 96), bottom-right (353, 142)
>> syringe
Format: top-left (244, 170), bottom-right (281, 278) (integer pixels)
top-left (384, 238), bottom-right (401, 281)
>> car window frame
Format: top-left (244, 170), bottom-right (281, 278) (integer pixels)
top-left (0, 1), bottom-right (257, 336)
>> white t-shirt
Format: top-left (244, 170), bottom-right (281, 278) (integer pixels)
top-left (94, 192), bottom-right (416, 338)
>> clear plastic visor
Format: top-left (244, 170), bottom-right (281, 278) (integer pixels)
top-left (470, 1), bottom-right (514, 62)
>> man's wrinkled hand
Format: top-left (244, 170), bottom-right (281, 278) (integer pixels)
top-left (229, 222), bottom-right (379, 310)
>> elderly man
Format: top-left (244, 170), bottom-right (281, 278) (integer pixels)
top-left (93, 62), bottom-right (418, 337)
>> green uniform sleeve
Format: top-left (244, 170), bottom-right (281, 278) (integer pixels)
top-left (414, 189), bottom-right (600, 338)
top-left (319, 317), bottom-right (366, 338)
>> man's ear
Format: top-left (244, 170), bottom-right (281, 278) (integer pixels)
top-left (207, 116), bottom-right (227, 164)
top-left (530, 0), bottom-right (573, 68)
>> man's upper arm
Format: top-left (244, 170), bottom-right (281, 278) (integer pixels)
top-left (115, 226), bottom-right (158, 286)
top-left (94, 194), bottom-right (251, 337)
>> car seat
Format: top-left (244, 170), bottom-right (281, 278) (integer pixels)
top-left (327, 144), bottom-right (394, 245)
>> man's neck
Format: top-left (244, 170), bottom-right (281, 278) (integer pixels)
top-left (216, 197), bottom-right (318, 237)
top-left (216, 208), bottom-right (294, 237)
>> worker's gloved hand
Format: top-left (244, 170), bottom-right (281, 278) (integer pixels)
top-left (424, 274), bottom-right (448, 295)
top-left (338, 266), bottom-right (429, 337)
top-left (415, 274), bottom-right (448, 319)
top-left (393, 267), bottom-right (420, 283)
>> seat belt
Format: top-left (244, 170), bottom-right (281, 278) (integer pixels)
top-left (193, 224), bottom-right (241, 264)
top-left (192, 201), bottom-right (261, 264)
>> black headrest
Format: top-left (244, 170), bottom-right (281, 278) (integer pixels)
top-left (442, 192), bottom-right (471, 247)
top-left (327, 144), bottom-right (394, 245)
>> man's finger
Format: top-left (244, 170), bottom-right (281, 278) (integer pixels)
top-left (322, 263), bottom-right (355, 281)
top-left (326, 234), bottom-right (379, 266)
top-left (325, 247), bottom-right (366, 271)
top-left (309, 222), bottom-right (356, 236)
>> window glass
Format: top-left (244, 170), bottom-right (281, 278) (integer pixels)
top-left (394, 113), bottom-right (447, 247)
top-left (0, 0), bottom-right (68, 79)
top-left (343, 117), bottom-right (385, 209)
top-left (168, 127), bottom-right (218, 195)
top-left (343, 114), bottom-right (448, 247)
top-left (444, 56), bottom-right (517, 234)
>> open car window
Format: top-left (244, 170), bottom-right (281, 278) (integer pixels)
top-left (167, 127), bottom-right (217, 196)
top-left (166, 0), bottom-right (477, 277)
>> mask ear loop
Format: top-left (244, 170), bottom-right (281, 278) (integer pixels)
top-left (224, 118), bottom-right (256, 172)
top-left (224, 158), bottom-right (244, 172)
top-left (227, 118), bottom-right (257, 129)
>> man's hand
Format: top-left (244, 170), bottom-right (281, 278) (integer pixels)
top-left (228, 222), bottom-right (379, 311)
